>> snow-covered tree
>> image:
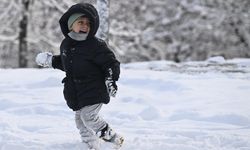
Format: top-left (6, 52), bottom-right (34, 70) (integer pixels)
top-left (96, 0), bottom-right (110, 42)
top-left (109, 0), bottom-right (250, 62)
top-left (0, 0), bottom-right (21, 67)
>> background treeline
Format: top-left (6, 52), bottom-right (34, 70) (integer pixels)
top-left (0, 0), bottom-right (249, 68)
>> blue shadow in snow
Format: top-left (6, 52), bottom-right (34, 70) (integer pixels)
top-left (120, 78), bottom-right (189, 92)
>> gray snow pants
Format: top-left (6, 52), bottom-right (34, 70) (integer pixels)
top-left (75, 103), bottom-right (107, 143)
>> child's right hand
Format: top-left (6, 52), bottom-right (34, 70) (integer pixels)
top-left (35, 52), bottom-right (53, 67)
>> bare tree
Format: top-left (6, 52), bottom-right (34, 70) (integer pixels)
top-left (19, 0), bottom-right (30, 67)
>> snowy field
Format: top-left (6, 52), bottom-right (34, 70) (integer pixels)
top-left (0, 58), bottom-right (250, 150)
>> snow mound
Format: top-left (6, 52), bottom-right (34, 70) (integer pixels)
top-left (206, 56), bottom-right (226, 63)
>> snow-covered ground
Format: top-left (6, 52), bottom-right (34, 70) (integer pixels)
top-left (0, 58), bottom-right (250, 150)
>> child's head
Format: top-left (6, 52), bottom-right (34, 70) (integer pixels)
top-left (68, 13), bottom-right (90, 33)
top-left (59, 3), bottom-right (99, 38)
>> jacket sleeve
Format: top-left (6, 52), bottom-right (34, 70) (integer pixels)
top-left (93, 40), bottom-right (120, 81)
top-left (52, 55), bottom-right (65, 71)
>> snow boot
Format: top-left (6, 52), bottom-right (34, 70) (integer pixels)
top-left (99, 124), bottom-right (124, 148)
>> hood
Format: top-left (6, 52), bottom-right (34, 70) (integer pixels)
top-left (59, 3), bottom-right (99, 39)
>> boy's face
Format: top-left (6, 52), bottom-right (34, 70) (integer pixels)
top-left (71, 17), bottom-right (90, 33)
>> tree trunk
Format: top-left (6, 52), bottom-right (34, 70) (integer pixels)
top-left (96, 0), bottom-right (110, 43)
top-left (19, 0), bottom-right (30, 68)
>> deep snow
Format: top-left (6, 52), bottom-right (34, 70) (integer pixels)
top-left (0, 59), bottom-right (250, 150)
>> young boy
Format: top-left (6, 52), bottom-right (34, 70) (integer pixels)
top-left (35, 3), bottom-right (123, 150)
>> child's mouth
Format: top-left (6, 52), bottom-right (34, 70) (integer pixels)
top-left (79, 30), bottom-right (87, 34)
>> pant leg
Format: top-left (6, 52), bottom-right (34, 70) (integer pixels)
top-left (79, 103), bottom-right (107, 133)
top-left (75, 103), bottom-right (107, 142)
top-left (75, 109), bottom-right (97, 143)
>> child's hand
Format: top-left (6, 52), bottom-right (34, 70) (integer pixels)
top-left (105, 77), bottom-right (117, 97)
top-left (36, 52), bottom-right (53, 67)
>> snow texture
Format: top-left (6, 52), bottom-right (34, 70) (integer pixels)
top-left (0, 58), bottom-right (250, 149)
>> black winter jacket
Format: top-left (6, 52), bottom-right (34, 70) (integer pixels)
top-left (52, 3), bottom-right (120, 111)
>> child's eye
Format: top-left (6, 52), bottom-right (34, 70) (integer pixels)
top-left (78, 21), bottom-right (83, 24)
top-left (77, 20), bottom-right (90, 26)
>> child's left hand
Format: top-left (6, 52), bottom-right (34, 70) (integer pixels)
top-left (105, 78), bottom-right (117, 97)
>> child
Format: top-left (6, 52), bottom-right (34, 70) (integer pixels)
top-left (35, 3), bottom-right (123, 150)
